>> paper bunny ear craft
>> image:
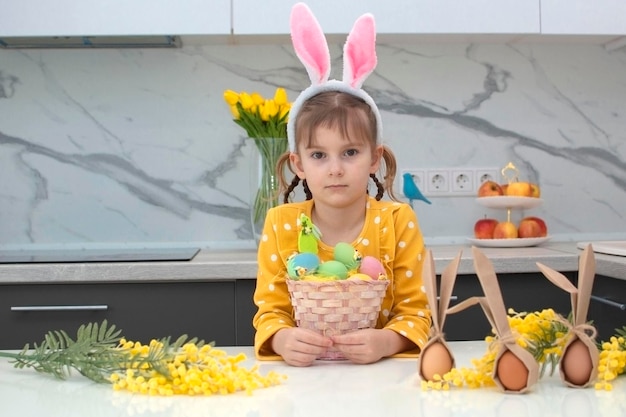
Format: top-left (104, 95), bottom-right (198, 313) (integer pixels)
top-left (536, 244), bottom-right (599, 388)
top-left (287, 2), bottom-right (384, 152)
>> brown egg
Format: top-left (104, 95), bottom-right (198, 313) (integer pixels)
top-left (561, 339), bottom-right (594, 386)
top-left (419, 342), bottom-right (453, 381)
top-left (496, 350), bottom-right (529, 391)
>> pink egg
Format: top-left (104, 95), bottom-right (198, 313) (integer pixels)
top-left (359, 256), bottom-right (386, 280)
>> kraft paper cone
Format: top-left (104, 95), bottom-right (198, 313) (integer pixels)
top-left (472, 246), bottom-right (539, 393)
top-left (536, 244), bottom-right (599, 388)
top-left (417, 249), bottom-right (461, 381)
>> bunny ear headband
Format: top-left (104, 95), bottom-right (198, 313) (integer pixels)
top-left (287, 2), bottom-right (383, 152)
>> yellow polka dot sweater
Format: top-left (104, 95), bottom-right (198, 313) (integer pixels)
top-left (253, 197), bottom-right (431, 360)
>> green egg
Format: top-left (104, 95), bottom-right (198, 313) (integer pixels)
top-left (333, 242), bottom-right (360, 270)
top-left (317, 260), bottom-right (349, 280)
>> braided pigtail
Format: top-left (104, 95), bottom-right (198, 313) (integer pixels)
top-left (283, 175), bottom-right (300, 204)
top-left (379, 145), bottom-right (399, 201)
top-left (369, 174), bottom-right (385, 201)
top-left (302, 179), bottom-right (312, 200)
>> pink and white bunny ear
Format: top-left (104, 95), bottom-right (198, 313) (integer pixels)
top-left (290, 3), bottom-right (330, 86)
top-left (343, 13), bottom-right (377, 89)
top-left (287, 3), bottom-right (383, 152)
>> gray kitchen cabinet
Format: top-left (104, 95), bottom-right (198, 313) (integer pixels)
top-left (587, 275), bottom-right (626, 342)
top-left (442, 272), bottom-right (574, 341)
top-left (0, 280), bottom-right (257, 350)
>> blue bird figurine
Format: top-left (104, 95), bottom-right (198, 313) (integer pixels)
top-left (402, 173), bottom-right (432, 206)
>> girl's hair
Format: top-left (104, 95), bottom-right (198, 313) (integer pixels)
top-left (277, 91), bottom-right (398, 203)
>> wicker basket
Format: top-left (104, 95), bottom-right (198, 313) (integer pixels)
top-left (286, 279), bottom-right (389, 360)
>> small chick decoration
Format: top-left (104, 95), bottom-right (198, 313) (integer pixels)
top-left (286, 214), bottom-right (386, 282)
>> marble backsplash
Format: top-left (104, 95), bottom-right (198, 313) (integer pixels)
top-left (1, 41), bottom-right (625, 250)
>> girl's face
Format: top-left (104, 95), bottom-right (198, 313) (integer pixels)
top-left (290, 126), bottom-right (382, 209)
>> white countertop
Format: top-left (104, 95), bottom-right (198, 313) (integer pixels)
top-left (0, 341), bottom-right (622, 417)
top-left (0, 242), bottom-right (624, 284)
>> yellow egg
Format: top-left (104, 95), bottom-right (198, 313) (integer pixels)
top-left (347, 273), bottom-right (372, 281)
top-left (419, 342), bottom-right (453, 381)
top-left (561, 339), bottom-right (594, 386)
top-left (496, 350), bottom-right (529, 391)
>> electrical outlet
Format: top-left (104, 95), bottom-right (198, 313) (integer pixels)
top-left (475, 168), bottom-right (500, 186)
top-left (400, 169), bottom-right (426, 198)
top-left (426, 170), bottom-right (450, 194)
top-left (451, 169), bottom-right (475, 194)
top-left (401, 167), bottom-right (500, 197)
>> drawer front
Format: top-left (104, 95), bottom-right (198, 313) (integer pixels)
top-left (588, 275), bottom-right (626, 342)
top-left (0, 282), bottom-right (236, 349)
top-left (443, 272), bottom-right (573, 341)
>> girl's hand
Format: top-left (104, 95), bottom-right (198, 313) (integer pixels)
top-left (272, 327), bottom-right (333, 367)
top-left (331, 329), bottom-right (414, 364)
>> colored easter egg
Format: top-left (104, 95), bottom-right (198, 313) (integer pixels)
top-left (359, 256), bottom-right (386, 280)
top-left (347, 273), bottom-right (372, 281)
top-left (287, 252), bottom-right (320, 280)
top-left (333, 242), bottom-right (361, 270)
top-left (317, 260), bottom-right (349, 280)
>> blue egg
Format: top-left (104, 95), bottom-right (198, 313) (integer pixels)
top-left (287, 252), bottom-right (320, 280)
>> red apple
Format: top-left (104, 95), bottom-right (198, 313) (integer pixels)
top-left (493, 221), bottom-right (518, 239)
top-left (477, 180), bottom-right (503, 197)
top-left (474, 218), bottom-right (498, 239)
top-left (518, 216), bottom-right (547, 238)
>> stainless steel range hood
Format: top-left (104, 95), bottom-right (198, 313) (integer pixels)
top-left (0, 35), bottom-right (181, 49)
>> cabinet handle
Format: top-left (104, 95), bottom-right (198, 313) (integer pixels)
top-left (11, 305), bottom-right (109, 312)
top-left (590, 296), bottom-right (625, 311)
top-left (437, 296), bottom-right (458, 301)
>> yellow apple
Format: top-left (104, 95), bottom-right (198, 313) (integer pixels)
top-left (477, 180), bottom-right (503, 197)
top-left (493, 221), bottom-right (518, 239)
top-left (530, 183), bottom-right (541, 198)
top-left (518, 216), bottom-right (547, 238)
top-left (505, 181), bottom-right (533, 197)
top-left (474, 218), bottom-right (498, 239)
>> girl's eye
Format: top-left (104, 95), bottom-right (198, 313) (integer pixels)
top-left (310, 151), bottom-right (324, 160)
top-left (344, 149), bottom-right (358, 157)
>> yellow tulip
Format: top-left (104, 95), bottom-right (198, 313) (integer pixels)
top-left (273, 88), bottom-right (288, 106)
top-left (223, 90), bottom-right (239, 106)
top-left (229, 105), bottom-right (240, 119)
top-left (259, 103), bottom-right (270, 122)
top-left (239, 92), bottom-right (254, 110)
top-left (278, 105), bottom-right (289, 120)
top-left (263, 99), bottom-right (278, 119)
top-left (251, 92), bottom-right (264, 106)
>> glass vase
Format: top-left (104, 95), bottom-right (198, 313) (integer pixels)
top-left (250, 137), bottom-right (288, 242)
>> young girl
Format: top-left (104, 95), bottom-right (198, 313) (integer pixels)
top-left (253, 3), bottom-right (430, 366)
